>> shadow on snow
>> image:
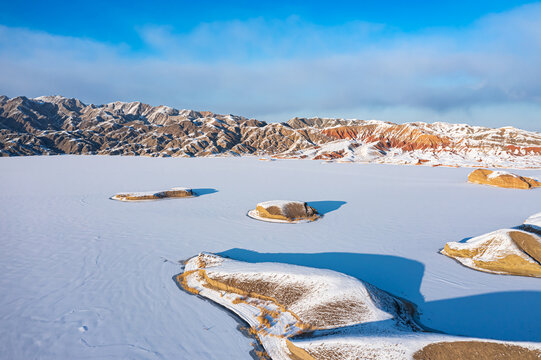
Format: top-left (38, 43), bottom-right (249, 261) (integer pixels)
top-left (306, 200), bottom-right (346, 215)
top-left (192, 188), bottom-right (218, 196)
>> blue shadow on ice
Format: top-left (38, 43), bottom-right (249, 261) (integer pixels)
top-left (424, 291), bottom-right (541, 342)
top-left (193, 188), bottom-right (218, 196)
top-left (306, 200), bottom-right (346, 215)
top-left (218, 248), bottom-right (541, 342)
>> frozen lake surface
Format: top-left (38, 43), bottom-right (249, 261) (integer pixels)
top-left (0, 156), bottom-right (540, 359)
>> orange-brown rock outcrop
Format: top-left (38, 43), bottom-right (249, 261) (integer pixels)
top-left (249, 201), bottom-right (320, 222)
top-left (111, 187), bottom-right (194, 201)
top-left (468, 169), bottom-right (541, 189)
top-left (442, 229), bottom-right (541, 278)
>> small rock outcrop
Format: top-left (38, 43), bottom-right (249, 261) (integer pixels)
top-left (413, 341), bottom-right (541, 360)
top-left (111, 187), bottom-right (194, 201)
top-left (248, 200), bottom-right (320, 223)
top-left (441, 229), bottom-right (541, 278)
top-left (467, 169), bottom-right (541, 189)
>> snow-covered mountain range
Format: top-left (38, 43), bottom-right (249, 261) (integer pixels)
top-left (1, 95), bottom-right (540, 168)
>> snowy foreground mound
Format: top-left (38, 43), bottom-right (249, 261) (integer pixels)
top-left (111, 187), bottom-right (194, 201)
top-left (467, 169), bottom-right (541, 189)
top-left (442, 226), bottom-right (541, 278)
top-left (248, 201), bottom-right (321, 223)
top-left (176, 253), bottom-right (541, 360)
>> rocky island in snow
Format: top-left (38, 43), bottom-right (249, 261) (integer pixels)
top-left (111, 187), bottom-right (195, 201)
top-left (176, 253), bottom-right (541, 360)
top-left (247, 201), bottom-right (321, 223)
top-left (442, 223), bottom-right (541, 278)
top-left (467, 169), bottom-right (541, 189)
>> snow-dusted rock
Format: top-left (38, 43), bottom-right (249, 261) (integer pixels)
top-left (248, 200), bottom-right (320, 223)
top-left (177, 253), bottom-right (541, 360)
top-left (467, 169), bottom-right (541, 189)
top-left (111, 187), bottom-right (194, 201)
top-left (177, 253), bottom-right (420, 359)
top-left (441, 229), bottom-right (541, 277)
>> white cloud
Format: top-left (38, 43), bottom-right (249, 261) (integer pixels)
top-left (0, 4), bottom-right (540, 130)
top-left (137, 16), bottom-right (387, 61)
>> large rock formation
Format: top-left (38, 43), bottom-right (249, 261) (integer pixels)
top-left (176, 253), bottom-right (541, 360)
top-left (111, 187), bottom-right (194, 201)
top-left (248, 201), bottom-right (320, 223)
top-left (1, 95), bottom-right (541, 168)
top-left (468, 169), bottom-right (541, 189)
top-left (177, 253), bottom-right (421, 359)
top-left (442, 229), bottom-right (541, 277)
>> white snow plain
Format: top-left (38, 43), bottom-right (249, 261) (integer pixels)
top-left (0, 155), bottom-right (540, 359)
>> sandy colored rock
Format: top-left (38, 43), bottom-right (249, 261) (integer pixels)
top-left (252, 200), bottom-right (320, 222)
top-left (468, 169), bottom-right (541, 189)
top-left (509, 231), bottom-right (541, 264)
top-left (286, 340), bottom-right (316, 360)
top-left (182, 253), bottom-right (416, 330)
top-left (413, 341), bottom-right (541, 360)
top-left (178, 253), bottom-right (422, 358)
top-left (111, 187), bottom-right (194, 201)
top-left (442, 229), bottom-right (541, 277)
top-left (177, 253), bottom-right (541, 360)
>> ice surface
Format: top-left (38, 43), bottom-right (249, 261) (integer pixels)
top-left (0, 156), bottom-right (540, 359)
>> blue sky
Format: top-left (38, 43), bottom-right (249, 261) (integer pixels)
top-left (1, 1), bottom-right (540, 130)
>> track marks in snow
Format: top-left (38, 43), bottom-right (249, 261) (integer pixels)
top-left (80, 338), bottom-right (165, 359)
